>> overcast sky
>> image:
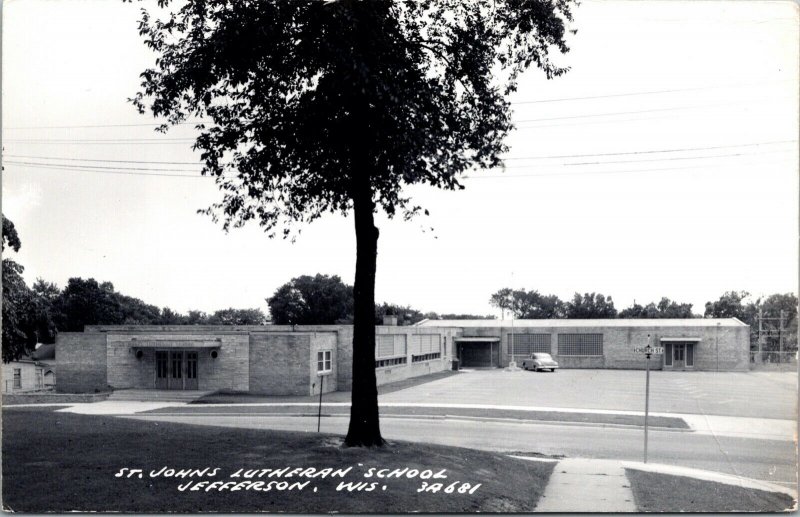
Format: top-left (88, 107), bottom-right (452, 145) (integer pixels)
top-left (2, 0), bottom-right (798, 318)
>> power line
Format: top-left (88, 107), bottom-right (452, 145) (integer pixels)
top-left (510, 79), bottom-right (792, 105)
top-left (5, 140), bottom-right (794, 167)
top-left (2, 154), bottom-right (203, 166)
top-left (464, 157), bottom-right (794, 180)
top-left (500, 140), bottom-right (796, 161)
top-left (3, 161), bottom-right (208, 178)
top-left (499, 148), bottom-right (793, 169)
top-left (3, 120), bottom-right (210, 130)
top-left (6, 153), bottom-right (793, 182)
top-left (3, 137), bottom-right (196, 144)
top-left (514, 98), bottom-right (791, 123)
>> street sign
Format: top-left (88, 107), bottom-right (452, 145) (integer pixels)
top-left (633, 347), bottom-right (664, 354)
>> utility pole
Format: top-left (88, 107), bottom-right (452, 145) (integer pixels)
top-left (779, 310), bottom-right (785, 363)
top-left (757, 307), bottom-right (764, 364)
top-left (644, 334), bottom-right (651, 464)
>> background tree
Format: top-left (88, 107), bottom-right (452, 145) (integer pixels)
top-left (704, 291), bottom-right (750, 321)
top-left (490, 288), bottom-right (565, 319)
top-left (2, 215), bottom-right (52, 361)
top-left (206, 308), bottom-right (267, 326)
top-left (54, 278), bottom-right (126, 331)
top-left (158, 307), bottom-right (188, 325)
top-left (374, 303), bottom-right (425, 326)
top-left (185, 310), bottom-right (209, 325)
top-left (619, 297), bottom-right (696, 319)
top-left (489, 288), bottom-right (514, 319)
top-left (432, 313), bottom-right (497, 320)
top-left (268, 274), bottom-right (352, 325)
top-left (131, 0), bottom-right (574, 446)
top-left (564, 292), bottom-right (617, 319)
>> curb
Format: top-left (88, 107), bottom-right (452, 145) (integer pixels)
top-left (620, 460), bottom-right (798, 498)
top-left (124, 410), bottom-right (693, 432)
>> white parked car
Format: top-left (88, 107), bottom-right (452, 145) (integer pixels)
top-left (521, 353), bottom-right (559, 372)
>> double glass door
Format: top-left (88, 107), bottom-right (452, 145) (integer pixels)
top-left (155, 350), bottom-right (198, 390)
top-left (664, 343), bottom-right (694, 369)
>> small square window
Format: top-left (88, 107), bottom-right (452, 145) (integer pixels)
top-left (317, 350), bottom-right (332, 373)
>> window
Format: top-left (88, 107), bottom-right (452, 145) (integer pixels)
top-left (317, 350), bottom-right (332, 373)
top-left (410, 334), bottom-right (441, 363)
top-left (557, 333), bottom-right (603, 356)
top-left (375, 334), bottom-right (407, 368)
top-left (508, 334), bottom-right (551, 355)
top-left (375, 356), bottom-right (407, 368)
top-left (412, 352), bottom-right (441, 363)
top-left (13, 368), bottom-right (21, 389)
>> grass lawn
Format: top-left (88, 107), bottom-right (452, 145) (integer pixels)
top-left (2, 407), bottom-right (554, 513)
top-left (626, 468), bottom-right (796, 512)
top-left (147, 404), bottom-right (689, 429)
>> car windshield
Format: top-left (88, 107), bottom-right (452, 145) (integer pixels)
top-left (533, 353), bottom-right (553, 360)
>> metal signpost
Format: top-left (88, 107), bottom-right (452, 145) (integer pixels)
top-left (633, 334), bottom-right (663, 463)
top-left (316, 372), bottom-right (330, 432)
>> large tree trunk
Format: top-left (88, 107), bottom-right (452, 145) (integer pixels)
top-left (344, 176), bottom-right (384, 447)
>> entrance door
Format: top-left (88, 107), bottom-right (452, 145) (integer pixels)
top-left (169, 351), bottom-right (183, 390)
top-left (185, 351), bottom-right (198, 390)
top-left (155, 351), bottom-right (169, 389)
top-left (673, 344), bottom-right (686, 368)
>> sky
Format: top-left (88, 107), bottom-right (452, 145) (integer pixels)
top-left (2, 0), bottom-right (798, 318)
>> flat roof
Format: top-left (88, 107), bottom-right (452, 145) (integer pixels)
top-left (416, 318), bottom-right (747, 328)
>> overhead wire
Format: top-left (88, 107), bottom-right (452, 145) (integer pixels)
top-left (509, 79), bottom-right (792, 104)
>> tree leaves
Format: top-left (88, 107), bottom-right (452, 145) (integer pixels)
top-left (129, 0), bottom-right (575, 237)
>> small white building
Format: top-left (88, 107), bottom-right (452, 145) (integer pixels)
top-left (2, 344), bottom-right (56, 393)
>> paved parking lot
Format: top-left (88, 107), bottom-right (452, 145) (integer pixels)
top-left (381, 369), bottom-right (798, 419)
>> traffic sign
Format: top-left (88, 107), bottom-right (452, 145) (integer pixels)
top-left (633, 347), bottom-right (664, 354)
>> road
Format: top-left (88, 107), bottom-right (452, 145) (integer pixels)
top-left (125, 413), bottom-right (798, 487)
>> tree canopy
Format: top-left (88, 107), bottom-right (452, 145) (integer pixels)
top-left (268, 274), bottom-right (353, 325)
top-left (704, 290), bottom-right (750, 321)
top-left (619, 297), bottom-right (695, 319)
top-left (489, 288), bottom-right (565, 319)
top-left (2, 215), bottom-right (55, 362)
top-left (130, 0), bottom-right (574, 233)
top-left (129, 0), bottom-right (575, 446)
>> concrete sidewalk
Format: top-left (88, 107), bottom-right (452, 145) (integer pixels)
top-left (518, 457), bottom-right (797, 512)
top-left (534, 458), bottom-right (636, 512)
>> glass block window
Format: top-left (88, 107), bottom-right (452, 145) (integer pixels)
top-left (317, 350), bottom-right (332, 373)
top-left (412, 352), bottom-right (441, 362)
top-left (507, 334), bottom-right (551, 355)
top-left (557, 333), bottom-right (604, 356)
top-left (376, 334), bottom-right (406, 358)
top-left (375, 356), bottom-right (407, 368)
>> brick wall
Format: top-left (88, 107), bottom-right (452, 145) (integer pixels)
top-left (56, 333), bottom-right (108, 393)
top-left (492, 323), bottom-right (749, 371)
top-left (249, 333), bottom-right (312, 395)
top-left (106, 333), bottom-right (249, 391)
